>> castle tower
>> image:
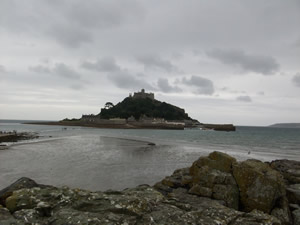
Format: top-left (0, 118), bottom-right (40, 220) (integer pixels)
top-left (132, 89), bottom-right (154, 100)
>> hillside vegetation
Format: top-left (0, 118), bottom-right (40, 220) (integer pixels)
top-left (99, 97), bottom-right (192, 121)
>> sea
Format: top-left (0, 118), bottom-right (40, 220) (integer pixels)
top-left (0, 120), bottom-right (299, 191)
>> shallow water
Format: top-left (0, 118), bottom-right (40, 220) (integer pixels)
top-left (0, 121), bottom-right (299, 191)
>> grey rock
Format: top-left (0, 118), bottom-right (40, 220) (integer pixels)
top-left (292, 209), bottom-right (300, 225)
top-left (0, 208), bottom-right (18, 225)
top-left (190, 151), bottom-right (237, 174)
top-left (190, 165), bottom-right (239, 209)
top-left (189, 184), bottom-right (212, 197)
top-left (0, 182), bottom-right (282, 225)
top-left (270, 160), bottom-right (300, 185)
top-left (231, 209), bottom-right (281, 225)
top-left (287, 184), bottom-right (300, 205)
top-left (0, 177), bottom-right (39, 206)
top-left (232, 159), bottom-right (286, 214)
top-left (290, 204), bottom-right (300, 210)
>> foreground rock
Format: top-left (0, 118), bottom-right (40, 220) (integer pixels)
top-left (155, 152), bottom-right (299, 224)
top-left (0, 152), bottom-right (299, 224)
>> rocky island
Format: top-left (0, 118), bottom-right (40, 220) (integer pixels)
top-left (1, 151), bottom-right (300, 224)
top-left (28, 89), bottom-right (236, 131)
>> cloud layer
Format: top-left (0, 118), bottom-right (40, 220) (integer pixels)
top-left (236, 95), bottom-right (252, 102)
top-left (81, 58), bottom-right (121, 72)
top-left (182, 76), bottom-right (215, 95)
top-left (292, 73), bottom-right (300, 87)
top-left (207, 49), bottom-right (280, 75)
top-left (0, 0), bottom-right (299, 125)
top-left (137, 54), bottom-right (178, 72)
top-left (0, 0), bottom-right (144, 48)
top-left (157, 78), bottom-right (181, 93)
top-left (30, 63), bottom-right (81, 79)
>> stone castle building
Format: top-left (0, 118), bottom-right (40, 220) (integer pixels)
top-left (130, 89), bottom-right (154, 100)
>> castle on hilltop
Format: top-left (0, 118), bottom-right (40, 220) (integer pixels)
top-left (129, 89), bottom-right (154, 100)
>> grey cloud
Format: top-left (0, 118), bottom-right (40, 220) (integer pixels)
top-left (70, 83), bottom-right (85, 90)
top-left (81, 58), bottom-right (121, 72)
top-left (108, 71), bottom-right (155, 91)
top-left (0, 65), bottom-right (6, 73)
top-left (236, 95), bottom-right (252, 102)
top-left (65, 0), bottom-right (144, 29)
top-left (294, 38), bottom-right (300, 47)
top-left (29, 63), bottom-right (81, 79)
top-left (48, 25), bottom-right (93, 48)
top-left (0, 0), bottom-right (144, 48)
top-left (206, 49), bottom-right (280, 75)
top-left (182, 76), bottom-right (215, 95)
top-left (29, 65), bottom-right (51, 74)
top-left (157, 78), bottom-right (182, 93)
top-left (136, 54), bottom-right (177, 72)
top-left (53, 63), bottom-right (81, 79)
top-left (292, 73), bottom-right (300, 87)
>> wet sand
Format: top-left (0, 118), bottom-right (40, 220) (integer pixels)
top-left (0, 135), bottom-right (196, 191)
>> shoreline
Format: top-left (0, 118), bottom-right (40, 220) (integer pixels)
top-left (25, 121), bottom-right (186, 130)
top-left (26, 121), bottom-right (237, 131)
top-left (0, 151), bottom-right (299, 224)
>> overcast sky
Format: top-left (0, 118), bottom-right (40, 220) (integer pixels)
top-left (0, 0), bottom-right (299, 126)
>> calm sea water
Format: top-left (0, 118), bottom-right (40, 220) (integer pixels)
top-left (0, 120), bottom-right (299, 191)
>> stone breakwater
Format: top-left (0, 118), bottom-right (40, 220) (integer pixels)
top-left (0, 152), bottom-right (300, 225)
top-left (0, 132), bottom-right (38, 144)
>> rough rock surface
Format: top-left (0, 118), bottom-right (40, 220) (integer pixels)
top-left (287, 184), bottom-right (300, 205)
top-left (188, 151), bottom-right (239, 209)
top-left (270, 160), bottom-right (300, 185)
top-left (0, 184), bottom-right (281, 225)
top-left (292, 209), bottom-right (300, 225)
top-left (232, 159), bottom-right (286, 213)
top-left (0, 177), bottom-right (47, 207)
top-left (0, 151), bottom-right (300, 224)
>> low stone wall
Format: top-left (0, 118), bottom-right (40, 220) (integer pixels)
top-left (203, 124), bottom-right (236, 131)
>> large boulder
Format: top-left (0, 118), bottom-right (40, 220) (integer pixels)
top-left (190, 151), bottom-right (237, 174)
top-left (189, 165), bottom-right (239, 209)
top-left (232, 159), bottom-right (286, 214)
top-left (188, 151), bottom-right (239, 209)
top-left (155, 151), bottom-right (293, 224)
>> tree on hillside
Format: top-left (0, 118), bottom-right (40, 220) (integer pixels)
top-left (104, 102), bottom-right (114, 109)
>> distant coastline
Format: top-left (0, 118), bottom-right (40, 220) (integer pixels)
top-left (269, 123), bottom-right (300, 128)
